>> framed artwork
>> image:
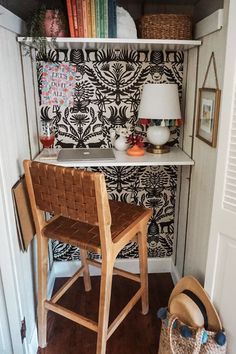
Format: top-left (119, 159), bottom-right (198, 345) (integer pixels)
top-left (196, 88), bottom-right (221, 147)
top-left (41, 63), bottom-right (76, 106)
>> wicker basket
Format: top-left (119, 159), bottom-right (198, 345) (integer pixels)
top-left (140, 14), bottom-right (192, 40)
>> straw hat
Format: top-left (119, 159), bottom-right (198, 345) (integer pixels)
top-left (168, 276), bottom-right (222, 331)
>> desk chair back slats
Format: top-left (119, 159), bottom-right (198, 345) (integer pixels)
top-left (29, 161), bottom-right (110, 227)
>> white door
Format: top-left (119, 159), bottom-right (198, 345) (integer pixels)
top-left (0, 272), bottom-right (13, 354)
top-left (0, 166), bottom-right (28, 354)
top-left (0, 6), bottom-right (39, 354)
top-left (205, 0), bottom-right (236, 352)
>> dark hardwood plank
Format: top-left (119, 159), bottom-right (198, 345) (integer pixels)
top-left (38, 273), bottom-right (173, 354)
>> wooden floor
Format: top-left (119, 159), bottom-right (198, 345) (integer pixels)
top-left (38, 273), bottom-right (173, 354)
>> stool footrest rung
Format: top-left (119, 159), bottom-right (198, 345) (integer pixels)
top-left (45, 301), bottom-right (98, 332)
top-left (51, 265), bottom-right (85, 303)
top-left (107, 287), bottom-right (144, 339)
top-left (87, 259), bottom-right (141, 283)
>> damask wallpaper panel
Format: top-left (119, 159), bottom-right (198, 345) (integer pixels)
top-left (36, 48), bottom-right (184, 261)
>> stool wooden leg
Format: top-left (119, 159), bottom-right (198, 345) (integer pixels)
top-left (138, 228), bottom-right (149, 315)
top-left (37, 235), bottom-right (49, 348)
top-left (96, 261), bottom-right (113, 354)
top-left (80, 248), bottom-right (91, 292)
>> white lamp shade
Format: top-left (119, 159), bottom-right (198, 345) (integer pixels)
top-left (138, 83), bottom-right (181, 120)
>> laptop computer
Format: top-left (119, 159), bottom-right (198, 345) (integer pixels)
top-left (57, 148), bottom-right (116, 162)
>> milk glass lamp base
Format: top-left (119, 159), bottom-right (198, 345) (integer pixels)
top-left (146, 125), bottom-right (170, 154)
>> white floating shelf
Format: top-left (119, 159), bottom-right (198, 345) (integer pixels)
top-left (18, 37), bottom-right (201, 51)
top-left (35, 147), bottom-right (194, 168)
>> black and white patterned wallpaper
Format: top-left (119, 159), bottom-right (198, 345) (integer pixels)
top-left (37, 48), bottom-right (184, 261)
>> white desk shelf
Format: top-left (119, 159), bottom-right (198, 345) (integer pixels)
top-left (35, 146), bottom-right (194, 167)
top-left (18, 37), bottom-right (201, 52)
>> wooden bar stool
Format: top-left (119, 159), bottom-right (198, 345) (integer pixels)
top-left (24, 160), bottom-right (152, 354)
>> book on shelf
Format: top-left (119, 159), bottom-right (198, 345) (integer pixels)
top-left (66, 0), bottom-right (75, 37)
top-left (108, 0), bottom-right (117, 38)
top-left (103, 0), bottom-right (109, 38)
top-left (86, 0), bottom-right (92, 37)
top-left (71, 0), bottom-right (79, 36)
top-left (95, 0), bottom-right (100, 38)
top-left (81, 0), bottom-right (88, 37)
top-left (76, 0), bottom-right (84, 37)
top-left (90, 0), bottom-right (96, 37)
top-left (99, 0), bottom-right (105, 38)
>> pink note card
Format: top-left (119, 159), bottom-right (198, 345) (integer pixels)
top-left (41, 63), bottom-right (76, 106)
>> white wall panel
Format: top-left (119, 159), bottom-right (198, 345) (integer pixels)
top-left (0, 24), bottom-right (37, 353)
top-left (183, 0), bottom-right (229, 282)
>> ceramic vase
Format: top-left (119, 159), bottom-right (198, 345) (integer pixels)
top-left (44, 10), bottom-right (66, 37)
top-left (127, 145), bottom-right (145, 156)
top-left (114, 136), bottom-right (128, 151)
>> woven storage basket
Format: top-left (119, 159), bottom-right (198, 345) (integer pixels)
top-left (140, 14), bottom-right (192, 40)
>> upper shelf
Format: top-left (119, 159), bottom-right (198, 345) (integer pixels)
top-left (18, 37), bottom-right (201, 51)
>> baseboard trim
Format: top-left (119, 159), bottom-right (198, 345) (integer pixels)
top-left (27, 324), bottom-right (38, 354)
top-left (171, 259), bottom-right (181, 285)
top-left (47, 265), bottom-right (56, 299)
top-left (53, 257), bottom-right (171, 277)
top-left (48, 257), bottom-right (172, 297)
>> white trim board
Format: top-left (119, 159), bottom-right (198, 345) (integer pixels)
top-left (18, 37), bottom-right (201, 51)
top-left (170, 259), bottom-right (181, 285)
top-left (27, 325), bottom-right (38, 354)
top-left (0, 5), bottom-right (26, 35)
top-left (48, 257), bottom-right (172, 298)
top-left (194, 9), bottom-right (224, 39)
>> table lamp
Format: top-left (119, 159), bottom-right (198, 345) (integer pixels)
top-left (138, 83), bottom-right (181, 153)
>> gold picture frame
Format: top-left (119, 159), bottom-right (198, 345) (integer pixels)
top-left (196, 88), bottom-right (221, 147)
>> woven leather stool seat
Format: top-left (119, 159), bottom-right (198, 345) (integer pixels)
top-left (24, 160), bottom-right (152, 354)
top-left (43, 200), bottom-right (150, 252)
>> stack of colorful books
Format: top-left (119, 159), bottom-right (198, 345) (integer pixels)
top-left (66, 0), bottom-right (117, 38)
